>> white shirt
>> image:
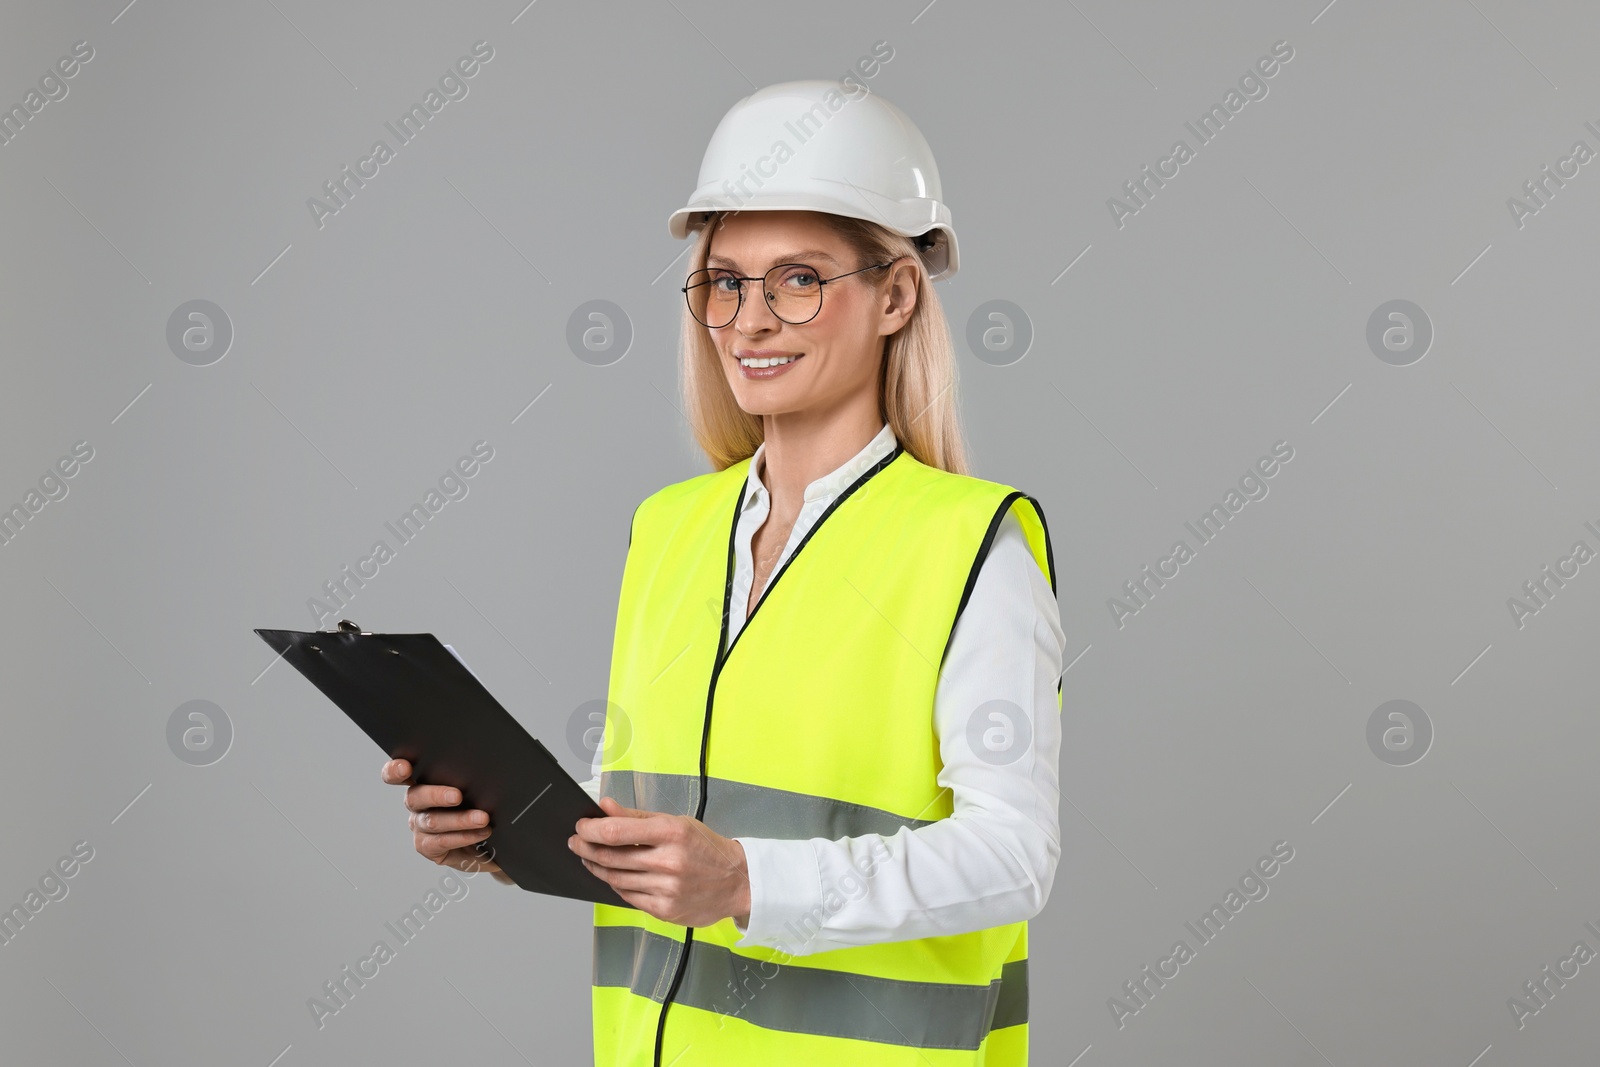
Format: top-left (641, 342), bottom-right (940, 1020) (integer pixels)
top-left (581, 421), bottom-right (1065, 955)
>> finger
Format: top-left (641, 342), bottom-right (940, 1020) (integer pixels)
top-left (581, 857), bottom-right (662, 897)
top-left (570, 835), bottom-right (660, 872)
top-left (574, 813), bottom-right (670, 848)
top-left (405, 783), bottom-right (464, 812)
top-left (442, 845), bottom-right (501, 874)
top-left (452, 844), bottom-right (501, 870)
top-left (591, 866), bottom-right (659, 894)
top-left (411, 808), bottom-right (489, 833)
top-left (417, 826), bottom-right (493, 853)
top-left (381, 758), bottom-right (414, 785)
top-left (597, 796), bottom-right (651, 818)
top-left (580, 855), bottom-right (618, 883)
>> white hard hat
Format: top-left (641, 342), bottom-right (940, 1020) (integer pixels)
top-left (667, 79), bottom-right (960, 280)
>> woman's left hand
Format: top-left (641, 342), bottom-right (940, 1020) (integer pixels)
top-left (570, 796), bottom-right (751, 929)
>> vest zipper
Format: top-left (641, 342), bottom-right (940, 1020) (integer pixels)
top-left (649, 443), bottom-right (904, 1066)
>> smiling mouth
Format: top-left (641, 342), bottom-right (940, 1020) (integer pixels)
top-left (737, 353), bottom-right (804, 368)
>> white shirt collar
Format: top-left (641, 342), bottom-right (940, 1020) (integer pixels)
top-left (744, 421), bottom-right (898, 510)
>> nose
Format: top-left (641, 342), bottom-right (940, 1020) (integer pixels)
top-left (732, 280), bottom-right (783, 335)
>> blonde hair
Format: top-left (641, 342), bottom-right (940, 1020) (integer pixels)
top-left (678, 211), bottom-right (971, 476)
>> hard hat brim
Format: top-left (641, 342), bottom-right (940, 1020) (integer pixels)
top-left (667, 197), bottom-right (958, 280)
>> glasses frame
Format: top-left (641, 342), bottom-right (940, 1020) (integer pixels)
top-left (682, 257), bottom-right (901, 328)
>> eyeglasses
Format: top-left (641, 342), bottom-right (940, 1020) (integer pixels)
top-left (682, 259), bottom-right (898, 329)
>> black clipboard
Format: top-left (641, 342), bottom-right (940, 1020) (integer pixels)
top-left (254, 620), bottom-right (632, 908)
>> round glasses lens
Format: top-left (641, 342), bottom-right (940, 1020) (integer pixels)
top-left (685, 268), bottom-right (740, 328)
top-left (763, 264), bottom-right (823, 324)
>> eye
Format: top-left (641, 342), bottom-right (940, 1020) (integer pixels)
top-left (774, 266), bottom-right (819, 289)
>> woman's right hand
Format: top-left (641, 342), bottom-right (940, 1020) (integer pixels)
top-left (381, 758), bottom-right (514, 885)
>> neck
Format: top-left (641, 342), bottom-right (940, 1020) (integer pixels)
top-left (757, 406), bottom-right (885, 516)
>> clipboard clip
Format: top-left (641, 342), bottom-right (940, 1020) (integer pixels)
top-left (306, 618), bottom-right (391, 655)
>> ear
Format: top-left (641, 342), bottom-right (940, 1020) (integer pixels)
top-left (879, 258), bottom-right (919, 336)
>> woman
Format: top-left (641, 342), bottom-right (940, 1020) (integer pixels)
top-left (383, 80), bottom-right (1065, 1066)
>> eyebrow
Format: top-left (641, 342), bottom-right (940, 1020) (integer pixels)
top-left (704, 249), bottom-right (841, 270)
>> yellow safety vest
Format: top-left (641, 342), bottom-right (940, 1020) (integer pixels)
top-left (592, 441), bottom-right (1059, 1066)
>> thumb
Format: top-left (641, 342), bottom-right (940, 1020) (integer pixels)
top-left (598, 795), bottom-right (651, 818)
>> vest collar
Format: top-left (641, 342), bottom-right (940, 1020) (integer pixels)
top-left (742, 420), bottom-right (899, 512)
top-left (718, 438), bottom-right (906, 669)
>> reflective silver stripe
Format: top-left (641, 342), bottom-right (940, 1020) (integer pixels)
top-left (593, 925), bottom-right (1026, 1050)
top-left (600, 769), bottom-right (940, 840)
top-left (593, 920), bottom-right (684, 1001)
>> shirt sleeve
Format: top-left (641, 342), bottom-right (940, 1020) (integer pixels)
top-left (731, 507), bottom-right (1065, 954)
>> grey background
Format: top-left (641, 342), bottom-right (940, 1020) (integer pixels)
top-left (2, 0), bottom-right (1597, 1064)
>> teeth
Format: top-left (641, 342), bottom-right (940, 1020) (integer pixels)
top-left (740, 355), bottom-right (799, 368)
